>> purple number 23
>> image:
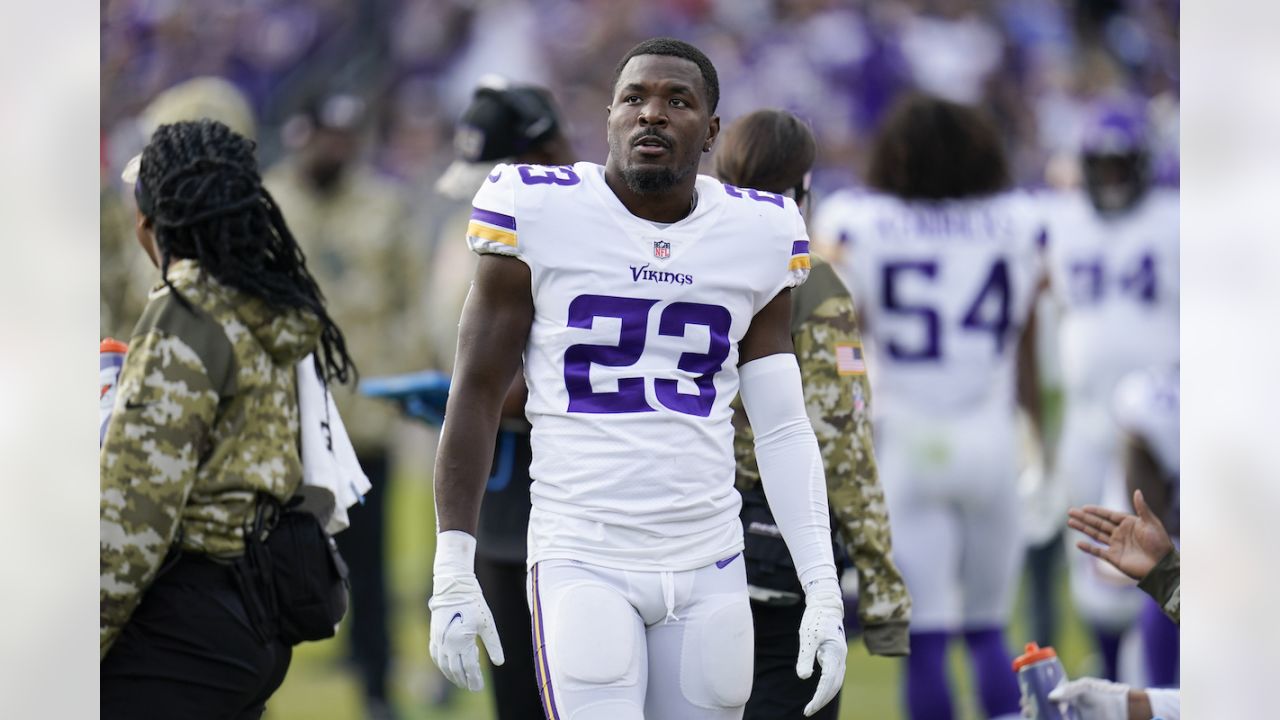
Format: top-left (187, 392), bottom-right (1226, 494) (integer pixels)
top-left (564, 294), bottom-right (731, 417)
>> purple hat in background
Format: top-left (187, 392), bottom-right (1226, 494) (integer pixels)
top-left (436, 76), bottom-right (562, 200)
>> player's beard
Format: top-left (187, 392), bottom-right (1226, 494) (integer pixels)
top-left (622, 165), bottom-right (686, 195)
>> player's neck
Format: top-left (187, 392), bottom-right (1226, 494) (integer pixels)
top-left (603, 169), bottom-right (698, 224)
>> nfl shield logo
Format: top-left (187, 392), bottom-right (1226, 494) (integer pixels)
top-left (653, 240), bottom-right (671, 259)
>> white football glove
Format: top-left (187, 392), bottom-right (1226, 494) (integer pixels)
top-left (796, 580), bottom-right (847, 717)
top-left (1047, 677), bottom-right (1130, 720)
top-left (428, 531), bottom-right (504, 691)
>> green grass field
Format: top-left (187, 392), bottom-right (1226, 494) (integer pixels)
top-left (266, 463), bottom-right (1096, 720)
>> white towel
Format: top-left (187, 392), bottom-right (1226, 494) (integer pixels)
top-left (297, 354), bottom-right (370, 534)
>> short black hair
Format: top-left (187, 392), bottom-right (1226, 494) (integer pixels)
top-left (612, 37), bottom-right (720, 112)
top-left (867, 94), bottom-right (1010, 201)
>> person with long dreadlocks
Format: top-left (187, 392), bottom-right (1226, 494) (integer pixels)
top-left (100, 119), bottom-right (355, 719)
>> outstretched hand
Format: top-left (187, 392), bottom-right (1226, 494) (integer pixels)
top-left (1067, 490), bottom-right (1173, 581)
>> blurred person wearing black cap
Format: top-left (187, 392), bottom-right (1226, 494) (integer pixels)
top-left (435, 78), bottom-right (572, 201)
top-left (264, 93), bottom-right (427, 720)
top-left (425, 78), bottom-right (573, 372)
top-left (427, 78), bottom-right (574, 720)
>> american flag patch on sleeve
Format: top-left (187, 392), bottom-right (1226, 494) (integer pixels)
top-left (835, 343), bottom-right (866, 376)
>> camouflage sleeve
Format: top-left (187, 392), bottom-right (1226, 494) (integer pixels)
top-left (1137, 549), bottom-right (1180, 625)
top-left (99, 311), bottom-right (219, 658)
top-left (793, 274), bottom-right (912, 656)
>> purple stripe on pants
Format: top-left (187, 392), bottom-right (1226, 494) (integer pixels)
top-left (531, 563), bottom-right (561, 720)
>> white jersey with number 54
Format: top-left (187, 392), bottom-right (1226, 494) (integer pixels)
top-left (815, 191), bottom-right (1045, 422)
top-left (467, 161), bottom-right (809, 572)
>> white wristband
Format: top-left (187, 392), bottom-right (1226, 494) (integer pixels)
top-left (804, 577), bottom-right (842, 601)
top-left (434, 530), bottom-right (477, 577)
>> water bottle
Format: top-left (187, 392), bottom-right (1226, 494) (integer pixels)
top-left (1013, 642), bottom-right (1078, 720)
top-left (100, 338), bottom-right (128, 446)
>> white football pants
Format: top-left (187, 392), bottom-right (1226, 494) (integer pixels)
top-left (876, 410), bottom-right (1025, 630)
top-left (526, 555), bottom-right (754, 720)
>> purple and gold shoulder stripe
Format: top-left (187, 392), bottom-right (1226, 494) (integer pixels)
top-left (787, 239), bottom-right (812, 287)
top-left (789, 240), bottom-right (811, 271)
top-left (466, 207), bottom-right (519, 255)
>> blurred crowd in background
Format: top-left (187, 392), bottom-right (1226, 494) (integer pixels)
top-left (100, 0), bottom-right (1182, 373)
top-left (101, 0), bottom-right (1178, 198)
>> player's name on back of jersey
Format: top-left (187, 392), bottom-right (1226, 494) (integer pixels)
top-left (630, 263), bottom-right (694, 286)
top-left (877, 204), bottom-right (1016, 238)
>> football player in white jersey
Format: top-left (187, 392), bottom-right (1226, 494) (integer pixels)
top-left (1042, 100), bottom-right (1179, 682)
top-left (1113, 363), bottom-right (1180, 689)
top-left (426, 38), bottom-right (847, 720)
top-left (814, 95), bottom-right (1043, 720)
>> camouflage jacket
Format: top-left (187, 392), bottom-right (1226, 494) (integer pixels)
top-left (100, 259), bottom-right (321, 657)
top-left (264, 161), bottom-right (428, 453)
top-left (734, 256), bottom-right (911, 656)
top-left (1138, 549), bottom-right (1180, 625)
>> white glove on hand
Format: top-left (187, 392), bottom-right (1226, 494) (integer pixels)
top-left (1047, 677), bottom-right (1130, 720)
top-left (428, 531), bottom-right (504, 691)
top-left (796, 580), bottom-right (847, 717)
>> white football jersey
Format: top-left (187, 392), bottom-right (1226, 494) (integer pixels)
top-left (815, 191), bottom-right (1045, 422)
top-left (1113, 364), bottom-right (1180, 479)
top-left (1043, 189), bottom-right (1179, 411)
top-left (467, 162), bottom-right (810, 572)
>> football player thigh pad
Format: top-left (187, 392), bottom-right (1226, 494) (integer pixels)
top-left (684, 593), bottom-right (754, 709)
top-left (553, 581), bottom-right (642, 688)
top-left (531, 561), bottom-right (648, 720)
top-left (646, 562), bottom-right (754, 715)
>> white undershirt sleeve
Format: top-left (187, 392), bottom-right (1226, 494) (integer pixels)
top-left (738, 353), bottom-right (839, 591)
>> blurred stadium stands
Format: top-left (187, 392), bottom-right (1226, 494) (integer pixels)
top-left (101, 0), bottom-right (1179, 199)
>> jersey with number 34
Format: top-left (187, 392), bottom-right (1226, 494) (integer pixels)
top-left (467, 161), bottom-right (810, 572)
top-left (1043, 190), bottom-right (1179, 410)
top-left (816, 191), bottom-right (1045, 421)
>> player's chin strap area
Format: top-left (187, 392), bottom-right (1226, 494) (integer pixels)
top-left (738, 353), bottom-right (839, 591)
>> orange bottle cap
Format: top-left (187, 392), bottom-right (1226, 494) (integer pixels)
top-left (100, 338), bottom-right (129, 354)
top-left (1012, 642), bottom-right (1058, 671)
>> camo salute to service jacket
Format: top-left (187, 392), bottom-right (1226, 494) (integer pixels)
top-left (99, 259), bottom-right (321, 657)
top-left (734, 256), bottom-right (912, 655)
